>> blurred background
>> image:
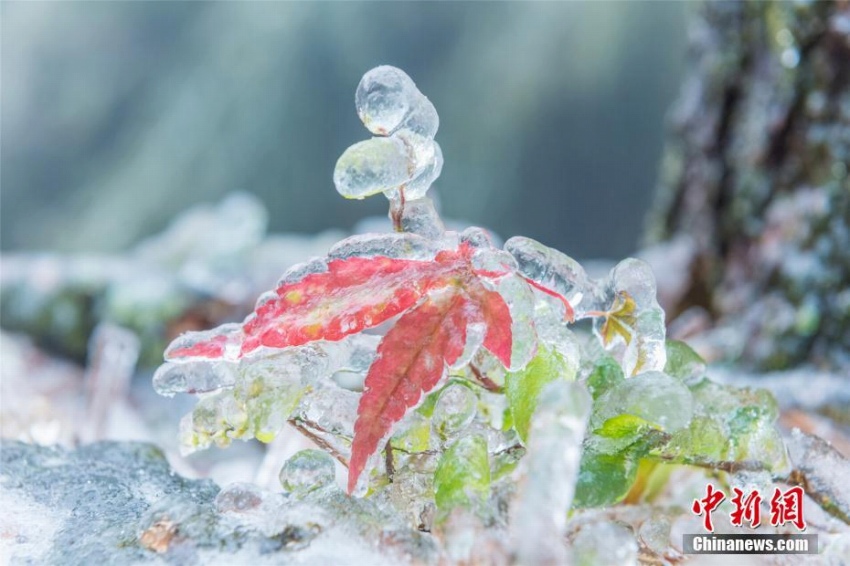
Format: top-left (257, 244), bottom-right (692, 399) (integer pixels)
top-left (2, 1), bottom-right (688, 259)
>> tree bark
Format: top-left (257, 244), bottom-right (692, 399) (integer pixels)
top-left (647, 1), bottom-right (850, 370)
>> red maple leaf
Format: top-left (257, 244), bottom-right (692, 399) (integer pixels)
top-left (164, 241), bottom-right (519, 493)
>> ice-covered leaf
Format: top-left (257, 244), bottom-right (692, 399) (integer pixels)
top-left (595, 291), bottom-right (638, 348)
top-left (664, 339), bottom-right (706, 383)
top-left (573, 452), bottom-right (639, 509)
top-left (597, 414), bottom-right (660, 440)
top-left (594, 258), bottom-right (667, 376)
top-left (434, 434), bottom-right (490, 521)
top-left (165, 241), bottom-right (512, 362)
top-left (585, 356), bottom-right (625, 400)
top-left (505, 345), bottom-right (576, 443)
top-left (349, 290), bottom-right (478, 493)
top-left (504, 236), bottom-right (592, 319)
top-left (591, 371), bottom-right (693, 434)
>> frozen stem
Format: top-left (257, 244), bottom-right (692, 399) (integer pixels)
top-left (288, 417), bottom-right (350, 469)
top-left (390, 187), bottom-right (406, 232)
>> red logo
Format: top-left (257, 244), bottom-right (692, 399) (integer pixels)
top-left (691, 483), bottom-right (725, 532)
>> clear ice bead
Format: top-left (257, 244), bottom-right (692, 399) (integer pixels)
top-left (356, 66), bottom-right (439, 139)
top-left (334, 137), bottom-right (412, 200)
top-left (152, 360), bottom-right (237, 397)
top-left (279, 449), bottom-right (337, 496)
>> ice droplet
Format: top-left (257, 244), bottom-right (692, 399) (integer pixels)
top-left (279, 450), bottom-right (337, 496)
top-left (152, 360), bottom-right (237, 397)
top-left (356, 66), bottom-right (438, 138)
top-left (334, 137), bottom-right (412, 200)
top-left (336, 66), bottom-right (442, 201)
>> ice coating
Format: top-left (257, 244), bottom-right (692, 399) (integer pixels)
top-left (328, 232), bottom-right (440, 262)
top-left (509, 381), bottom-right (592, 564)
top-left (505, 236), bottom-right (667, 377)
top-left (590, 371), bottom-right (693, 433)
top-left (504, 236), bottom-right (597, 316)
top-left (165, 322), bottom-right (243, 362)
top-left (570, 522), bottom-right (639, 566)
top-left (398, 197), bottom-right (446, 241)
top-left (335, 66), bottom-right (442, 201)
top-left (431, 384), bottom-right (478, 442)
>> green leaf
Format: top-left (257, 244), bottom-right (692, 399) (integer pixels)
top-left (434, 434), bottom-right (490, 521)
top-left (597, 413), bottom-right (659, 439)
top-left (573, 450), bottom-right (639, 508)
top-left (664, 340), bottom-right (706, 382)
top-left (505, 345), bottom-right (577, 442)
top-left (586, 356), bottom-right (624, 400)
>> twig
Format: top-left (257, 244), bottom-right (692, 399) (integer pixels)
top-left (469, 364), bottom-right (503, 393)
top-left (780, 469), bottom-right (850, 526)
top-left (287, 417), bottom-right (350, 468)
top-left (385, 440), bottom-right (395, 482)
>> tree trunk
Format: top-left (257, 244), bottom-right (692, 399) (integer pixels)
top-left (646, 1), bottom-right (850, 370)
